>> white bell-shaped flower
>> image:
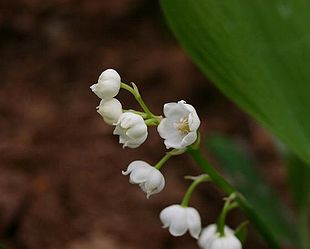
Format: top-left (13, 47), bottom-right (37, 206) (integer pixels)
top-left (198, 224), bottom-right (242, 249)
top-left (96, 98), bottom-right (122, 125)
top-left (90, 69), bottom-right (121, 99)
top-left (160, 204), bottom-right (201, 239)
top-left (113, 112), bottom-right (148, 148)
top-left (157, 100), bottom-right (200, 149)
top-left (122, 160), bottom-right (165, 198)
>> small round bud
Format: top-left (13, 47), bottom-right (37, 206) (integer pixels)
top-left (96, 98), bottom-right (122, 125)
top-left (90, 69), bottom-right (121, 99)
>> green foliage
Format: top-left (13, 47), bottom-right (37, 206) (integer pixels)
top-left (205, 135), bottom-right (296, 246)
top-left (286, 153), bottom-right (310, 248)
top-left (160, 0), bottom-right (310, 166)
top-left (287, 153), bottom-right (310, 210)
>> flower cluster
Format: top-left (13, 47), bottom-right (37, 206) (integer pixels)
top-left (90, 69), bottom-right (244, 249)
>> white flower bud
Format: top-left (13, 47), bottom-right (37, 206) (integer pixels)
top-left (96, 98), bottom-right (122, 125)
top-left (160, 204), bottom-right (201, 239)
top-left (113, 112), bottom-right (148, 148)
top-left (122, 160), bottom-right (165, 198)
top-left (157, 100), bottom-right (200, 149)
top-left (90, 69), bottom-right (121, 99)
top-left (198, 224), bottom-right (242, 249)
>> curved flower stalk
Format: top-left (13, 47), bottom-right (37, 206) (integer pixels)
top-left (113, 112), bottom-right (148, 148)
top-left (198, 224), bottom-right (242, 249)
top-left (90, 69), bottom-right (121, 99)
top-left (160, 204), bottom-right (201, 239)
top-left (158, 100), bottom-right (200, 149)
top-left (122, 160), bottom-right (165, 198)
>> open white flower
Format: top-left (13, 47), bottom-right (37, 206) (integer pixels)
top-left (157, 100), bottom-right (200, 149)
top-left (122, 160), bottom-right (165, 198)
top-left (90, 69), bottom-right (121, 99)
top-left (198, 224), bottom-right (242, 249)
top-left (160, 204), bottom-right (201, 239)
top-left (113, 112), bottom-right (148, 148)
top-left (96, 98), bottom-right (122, 125)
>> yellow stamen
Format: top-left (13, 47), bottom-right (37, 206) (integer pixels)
top-left (177, 118), bottom-right (190, 134)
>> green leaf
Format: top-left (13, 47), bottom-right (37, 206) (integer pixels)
top-left (205, 135), bottom-right (296, 246)
top-left (286, 153), bottom-right (310, 210)
top-left (286, 152), bottom-right (310, 249)
top-left (160, 0), bottom-right (310, 166)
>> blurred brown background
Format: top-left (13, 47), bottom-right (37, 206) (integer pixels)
top-left (0, 1), bottom-right (286, 248)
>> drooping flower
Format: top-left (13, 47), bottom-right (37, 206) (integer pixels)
top-left (96, 98), bottom-right (122, 125)
top-left (90, 69), bottom-right (121, 99)
top-left (113, 112), bottom-right (148, 148)
top-left (160, 204), bottom-right (201, 239)
top-left (122, 160), bottom-right (165, 198)
top-left (198, 224), bottom-right (242, 249)
top-left (157, 100), bottom-right (200, 149)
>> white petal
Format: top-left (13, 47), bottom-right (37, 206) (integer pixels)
top-left (186, 207), bottom-right (201, 239)
top-left (144, 169), bottom-right (165, 197)
top-left (113, 125), bottom-right (122, 136)
top-left (163, 102), bottom-right (189, 119)
top-left (122, 160), bottom-right (144, 175)
top-left (129, 165), bottom-right (152, 184)
top-left (114, 113), bottom-right (148, 148)
top-left (160, 205), bottom-right (179, 228)
top-left (119, 112), bottom-right (137, 129)
top-left (198, 224), bottom-right (239, 249)
top-left (97, 98), bottom-right (122, 125)
top-left (188, 111), bottom-right (201, 131)
top-left (126, 123), bottom-right (147, 139)
top-left (98, 69), bottom-right (121, 82)
top-left (228, 235), bottom-right (242, 249)
top-left (125, 131), bottom-right (148, 148)
top-left (157, 119), bottom-right (180, 139)
top-left (90, 83), bottom-right (105, 99)
top-left (209, 235), bottom-right (242, 249)
top-left (160, 205), bottom-right (188, 237)
top-left (198, 224), bottom-right (217, 249)
top-left (223, 225), bottom-right (234, 236)
top-left (180, 131), bottom-right (197, 148)
top-left (169, 210), bottom-right (188, 236)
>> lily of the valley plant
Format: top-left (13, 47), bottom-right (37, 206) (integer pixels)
top-left (90, 69), bottom-right (250, 248)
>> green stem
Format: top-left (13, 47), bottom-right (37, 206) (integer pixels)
top-left (121, 82), bottom-right (156, 119)
top-left (217, 195), bottom-right (238, 236)
top-left (122, 109), bottom-right (148, 119)
top-left (145, 118), bottom-right (160, 126)
top-left (188, 148), bottom-right (280, 249)
top-left (155, 152), bottom-right (173, 170)
top-left (120, 82), bottom-right (136, 95)
top-left (181, 174), bottom-right (209, 207)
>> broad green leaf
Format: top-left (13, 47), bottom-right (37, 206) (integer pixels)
top-left (205, 135), bottom-right (296, 246)
top-left (286, 152), bottom-right (310, 249)
top-left (160, 0), bottom-right (310, 166)
top-left (286, 153), bottom-right (310, 210)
